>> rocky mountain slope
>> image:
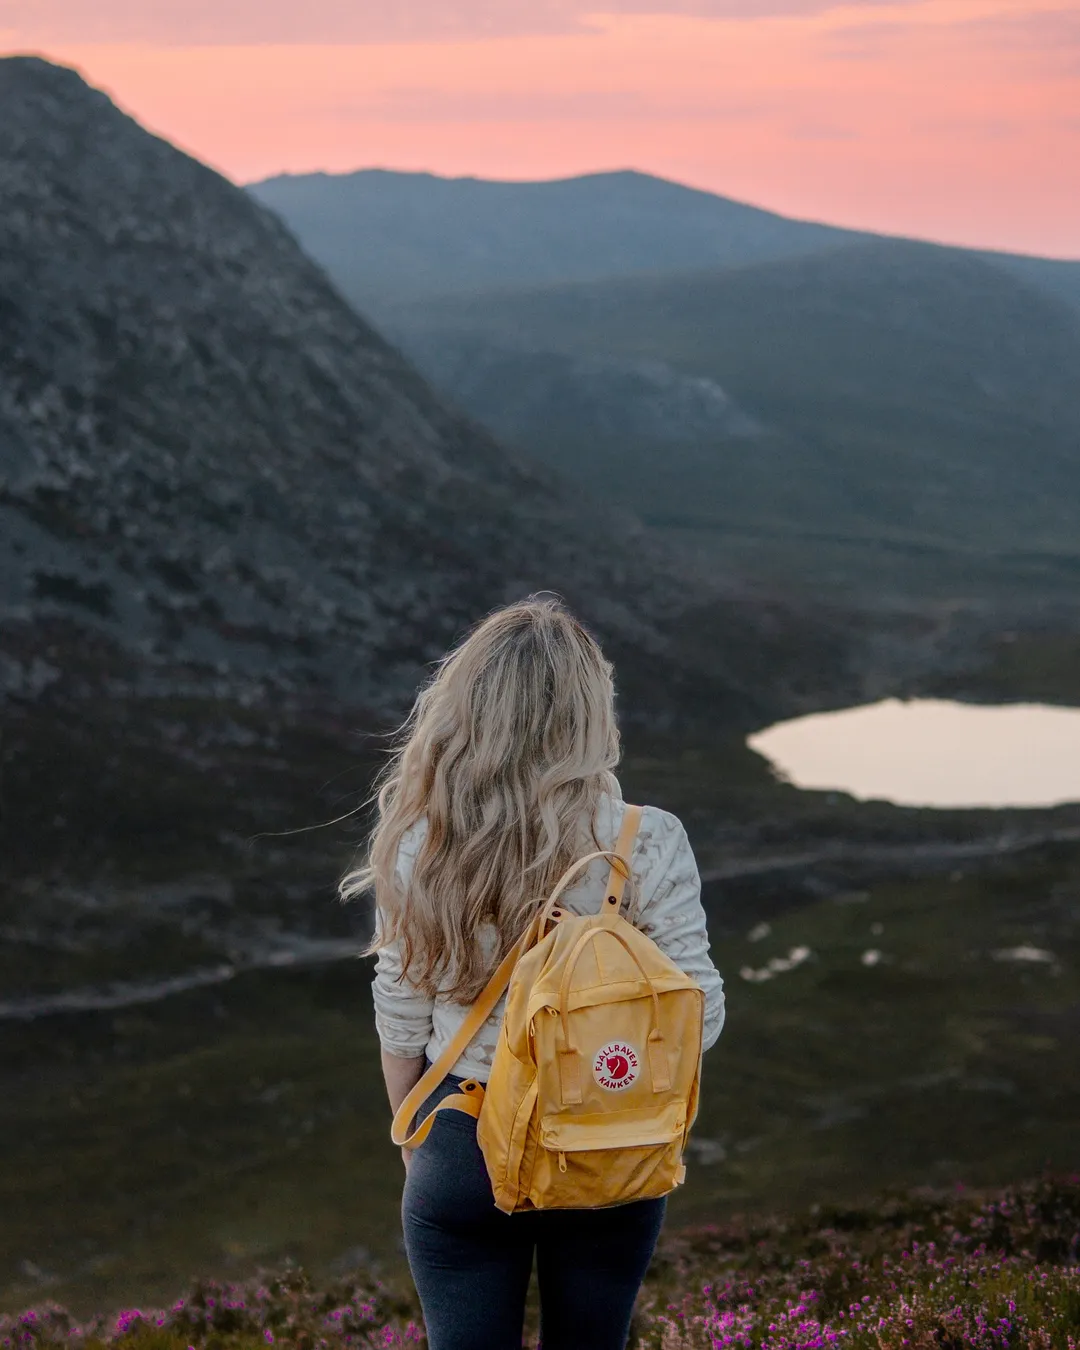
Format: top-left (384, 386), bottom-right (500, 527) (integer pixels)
top-left (401, 336), bottom-right (763, 448)
top-left (0, 56), bottom-right (808, 731)
top-left (0, 57), bottom-right (882, 896)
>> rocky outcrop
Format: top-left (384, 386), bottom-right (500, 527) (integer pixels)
top-left (396, 336), bottom-right (763, 447)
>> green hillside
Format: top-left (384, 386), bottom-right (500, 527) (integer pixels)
top-left (391, 238), bottom-right (1080, 605)
top-left (249, 167), bottom-right (1080, 606)
top-left (6, 775), bottom-right (1079, 1311)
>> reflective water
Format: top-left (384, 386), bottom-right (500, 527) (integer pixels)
top-left (747, 698), bottom-right (1080, 809)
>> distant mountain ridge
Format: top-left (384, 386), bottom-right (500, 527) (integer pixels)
top-left (247, 167), bottom-right (1080, 321)
top-left (247, 168), bottom-right (864, 317)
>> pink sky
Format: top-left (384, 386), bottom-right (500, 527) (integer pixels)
top-left (3, 0), bottom-right (1078, 257)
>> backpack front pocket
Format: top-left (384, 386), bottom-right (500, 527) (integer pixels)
top-left (539, 1099), bottom-right (686, 1153)
top-left (529, 1099), bottom-right (687, 1208)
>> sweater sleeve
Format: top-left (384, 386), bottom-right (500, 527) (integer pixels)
top-left (371, 935), bottom-right (435, 1059)
top-left (370, 820), bottom-right (435, 1060)
top-left (635, 809), bottom-right (726, 1052)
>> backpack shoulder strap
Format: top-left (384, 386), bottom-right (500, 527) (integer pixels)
top-left (390, 916), bottom-right (537, 1149)
top-left (601, 803), bottom-right (643, 917)
top-left (538, 802), bottom-right (644, 931)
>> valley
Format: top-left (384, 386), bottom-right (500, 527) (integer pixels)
top-left (252, 168), bottom-right (1080, 612)
top-left (3, 678), bottom-right (1079, 1313)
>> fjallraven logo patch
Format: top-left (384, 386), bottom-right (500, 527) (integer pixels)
top-left (593, 1041), bottom-right (640, 1091)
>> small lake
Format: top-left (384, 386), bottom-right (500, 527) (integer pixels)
top-left (747, 698), bottom-right (1080, 809)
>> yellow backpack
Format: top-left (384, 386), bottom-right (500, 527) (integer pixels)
top-left (392, 805), bottom-right (705, 1213)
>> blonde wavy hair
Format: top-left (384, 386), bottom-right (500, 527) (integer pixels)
top-left (342, 596), bottom-right (622, 1004)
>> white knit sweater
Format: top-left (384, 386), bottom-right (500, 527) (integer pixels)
top-left (371, 780), bottom-right (726, 1081)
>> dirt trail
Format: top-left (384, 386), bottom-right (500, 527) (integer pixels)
top-left (701, 824), bottom-right (1080, 881)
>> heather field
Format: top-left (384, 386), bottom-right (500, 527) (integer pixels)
top-left (5, 1179), bottom-right (1078, 1350)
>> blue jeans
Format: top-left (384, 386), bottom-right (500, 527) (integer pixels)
top-left (402, 1075), bottom-right (667, 1350)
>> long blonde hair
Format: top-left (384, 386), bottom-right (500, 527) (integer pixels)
top-left (342, 597), bottom-right (621, 1003)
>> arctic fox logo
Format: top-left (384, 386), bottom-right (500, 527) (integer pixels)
top-left (593, 1041), bottom-right (640, 1091)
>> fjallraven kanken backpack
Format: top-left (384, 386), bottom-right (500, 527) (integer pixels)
top-left (391, 805), bottom-right (705, 1213)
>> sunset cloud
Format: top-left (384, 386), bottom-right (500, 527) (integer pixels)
top-left (3, 0), bottom-right (1077, 258)
top-left (0, 0), bottom-right (917, 46)
top-left (329, 86), bottom-right (770, 124)
top-left (961, 6), bottom-right (1080, 73)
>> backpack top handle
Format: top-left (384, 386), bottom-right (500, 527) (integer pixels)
top-left (538, 804), bottom-right (643, 936)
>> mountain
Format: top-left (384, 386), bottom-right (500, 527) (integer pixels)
top-left (392, 241), bottom-right (1080, 604)
top-left (995, 254), bottom-right (1080, 318)
top-left (249, 168), bottom-right (1080, 607)
top-left (0, 58), bottom-right (762, 719)
top-left (246, 168), bottom-right (863, 318)
top-left (391, 244), bottom-right (1080, 607)
top-left (1, 58), bottom-right (871, 885)
top-left (247, 167), bottom-right (1080, 322)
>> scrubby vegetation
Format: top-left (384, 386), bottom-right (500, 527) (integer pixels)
top-left (5, 1179), bottom-right (1077, 1350)
top-left (641, 1175), bottom-right (1080, 1348)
